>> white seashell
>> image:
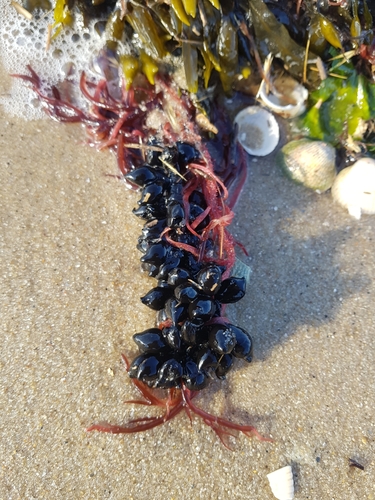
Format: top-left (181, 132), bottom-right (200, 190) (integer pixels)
top-left (234, 106), bottom-right (279, 156)
top-left (278, 139), bottom-right (336, 193)
top-left (257, 54), bottom-right (308, 119)
top-left (267, 465), bottom-right (294, 500)
top-left (331, 157), bottom-right (375, 219)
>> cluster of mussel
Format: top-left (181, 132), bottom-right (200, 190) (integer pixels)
top-left (124, 142), bottom-right (253, 392)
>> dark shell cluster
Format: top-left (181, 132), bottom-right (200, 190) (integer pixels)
top-left (125, 142), bottom-right (253, 392)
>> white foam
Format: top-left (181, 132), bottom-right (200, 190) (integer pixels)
top-left (0, 1), bottom-right (105, 119)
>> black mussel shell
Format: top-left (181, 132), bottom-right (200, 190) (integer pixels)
top-left (155, 308), bottom-right (168, 327)
top-left (197, 265), bottom-right (222, 295)
top-left (167, 182), bottom-right (184, 205)
top-left (215, 353), bottom-right (234, 379)
top-left (157, 279), bottom-right (171, 288)
top-left (180, 319), bottom-right (200, 345)
top-left (142, 218), bottom-right (167, 241)
top-left (138, 182), bottom-right (165, 206)
top-left (128, 353), bottom-right (148, 378)
top-left (174, 231), bottom-right (200, 248)
top-left (162, 325), bottom-right (182, 350)
top-left (133, 328), bottom-right (168, 353)
top-left (141, 286), bottom-right (173, 310)
top-left (176, 142), bottom-right (201, 171)
top-left (136, 236), bottom-right (150, 254)
top-left (165, 297), bottom-right (188, 324)
top-left (229, 324), bottom-right (253, 362)
top-left (216, 277), bottom-right (246, 304)
top-left (167, 267), bottom-right (191, 287)
top-left (140, 261), bottom-right (158, 277)
top-left (137, 355), bottom-right (163, 382)
top-left (212, 300), bottom-right (222, 318)
top-left (208, 323), bottom-right (237, 355)
top-left (133, 203), bottom-right (167, 221)
top-left (183, 359), bottom-right (208, 391)
top-left (167, 202), bottom-right (185, 228)
top-left (174, 283), bottom-right (199, 303)
top-left (155, 358), bottom-right (183, 388)
top-left (125, 164), bottom-right (165, 188)
top-left (140, 242), bottom-right (168, 268)
top-left (180, 253), bottom-right (202, 276)
top-left (194, 347), bottom-right (218, 374)
top-left (188, 297), bottom-right (216, 323)
top-left (156, 254), bottom-right (182, 280)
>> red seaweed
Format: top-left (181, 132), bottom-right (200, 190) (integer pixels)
top-left (87, 355), bottom-right (272, 450)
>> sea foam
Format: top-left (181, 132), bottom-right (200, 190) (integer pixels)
top-left (0, 2), bottom-right (104, 119)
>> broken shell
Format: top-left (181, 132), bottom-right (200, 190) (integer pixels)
top-left (257, 54), bottom-right (308, 118)
top-left (278, 139), bottom-right (336, 193)
top-left (267, 465), bottom-right (294, 500)
top-left (234, 106), bottom-right (279, 156)
top-left (331, 157), bottom-right (375, 219)
top-left (258, 78), bottom-right (308, 118)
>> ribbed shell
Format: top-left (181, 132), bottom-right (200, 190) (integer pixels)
top-left (267, 465), bottom-right (294, 500)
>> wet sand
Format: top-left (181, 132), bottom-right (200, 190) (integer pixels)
top-left (1, 67), bottom-right (375, 499)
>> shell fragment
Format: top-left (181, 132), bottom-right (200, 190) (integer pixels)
top-left (267, 465), bottom-right (294, 500)
top-left (257, 54), bottom-right (308, 118)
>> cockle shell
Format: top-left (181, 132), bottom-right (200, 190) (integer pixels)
top-left (278, 139), bottom-right (336, 193)
top-left (331, 157), bottom-right (375, 219)
top-left (267, 465), bottom-right (294, 500)
top-left (234, 106), bottom-right (280, 156)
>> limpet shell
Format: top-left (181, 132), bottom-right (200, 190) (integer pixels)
top-left (278, 139), bottom-right (336, 193)
top-left (267, 465), bottom-right (294, 500)
top-left (331, 157), bottom-right (375, 219)
top-left (234, 106), bottom-right (280, 156)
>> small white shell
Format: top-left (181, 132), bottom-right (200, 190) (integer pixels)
top-left (267, 465), bottom-right (294, 500)
top-left (234, 106), bottom-right (279, 156)
top-left (331, 157), bottom-right (375, 219)
top-left (257, 54), bottom-right (308, 119)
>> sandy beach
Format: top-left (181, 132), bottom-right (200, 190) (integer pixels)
top-left (1, 65), bottom-right (375, 499)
